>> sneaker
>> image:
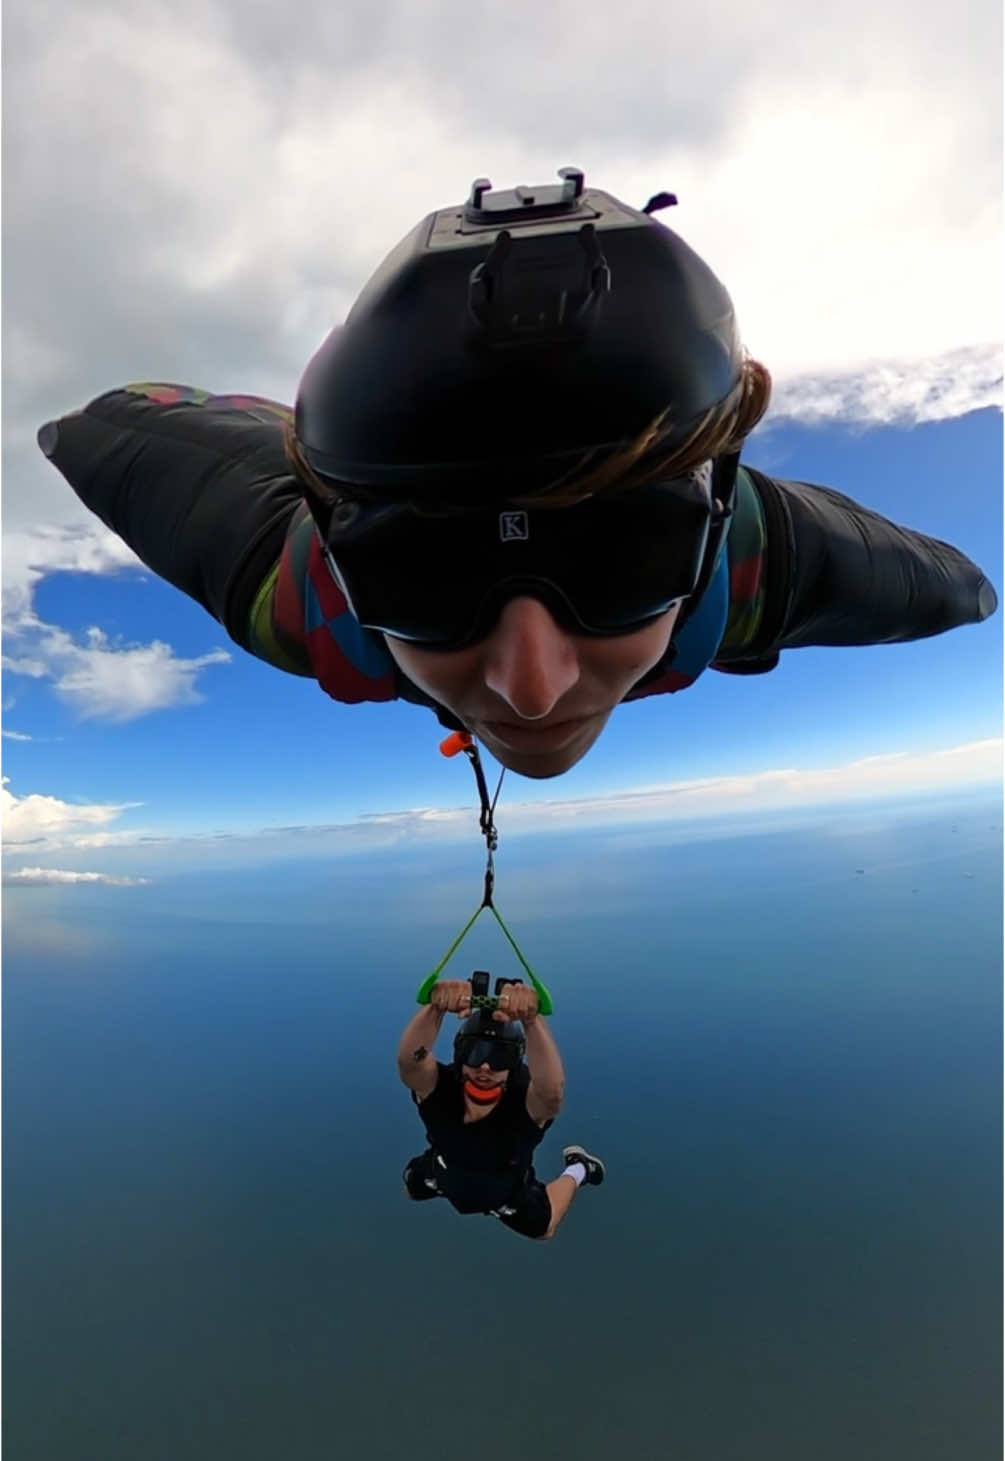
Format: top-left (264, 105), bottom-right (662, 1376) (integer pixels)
top-left (562, 1144), bottom-right (605, 1186)
top-left (402, 1156), bottom-right (441, 1200)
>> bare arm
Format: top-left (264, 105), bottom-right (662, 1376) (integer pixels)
top-left (524, 1016), bottom-right (565, 1125)
top-left (396, 1004), bottom-right (445, 1099)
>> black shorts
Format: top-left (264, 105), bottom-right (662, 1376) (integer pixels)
top-left (402, 1151), bottom-right (552, 1240)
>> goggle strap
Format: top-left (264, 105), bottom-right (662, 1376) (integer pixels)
top-left (675, 451), bottom-right (740, 635)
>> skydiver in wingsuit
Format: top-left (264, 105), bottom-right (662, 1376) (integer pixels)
top-left (397, 974), bottom-right (604, 1241)
top-left (39, 167), bottom-right (996, 785)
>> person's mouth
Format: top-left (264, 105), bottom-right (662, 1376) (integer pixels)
top-left (479, 714), bottom-right (595, 752)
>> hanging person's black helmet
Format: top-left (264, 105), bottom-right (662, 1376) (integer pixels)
top-left (453, 1010), bottom-right (526, 1072)
top-left (294, 166), bottom-right (742, 503)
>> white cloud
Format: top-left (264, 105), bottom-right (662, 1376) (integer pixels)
top-left (70, 831), bottom-right (149, 850)
top-left (1, 655), bottom-right (50, 679)
top-left (54, 629), bottom-right (230, 720)
top-left (5, 0), bottom-right (1001, 539)
top-left (2, 523), bottom-right (231, 720)
top-left (3, 866), bottom-right (151, 887)
top-left (519, 738), bottom-right (1004, 826)
top-left (666, 81), bottom-right (1001, 385)
top-left (346, 738), bottom-right (1005, 838)
top-left (2, 523), bottom-right (142, 622)
top-left (2, 617), bottom-right (231, 722)
top-left (767, 347), bottom-right (1003, 430)
top-left (1, 781), bottom-right (138, 847)
top-left (3, 739), bottom-right (997, 880)
top-left (1, 729), bottom-right (33, 742)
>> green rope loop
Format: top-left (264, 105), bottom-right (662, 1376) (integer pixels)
top-left (416, 733), bottom-right (554, 1015)
top-left (415, 901), bottom-right (554, 1015)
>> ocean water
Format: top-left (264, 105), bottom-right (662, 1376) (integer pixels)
top-left (3, 792), bottom-right (1001, 1461)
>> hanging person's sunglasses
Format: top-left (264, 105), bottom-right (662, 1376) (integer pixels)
top-left (455, 1033), bottom-right (523, 1071)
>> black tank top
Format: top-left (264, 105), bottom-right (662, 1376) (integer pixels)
top-left (414, 1063), bottom-right (549, 1212)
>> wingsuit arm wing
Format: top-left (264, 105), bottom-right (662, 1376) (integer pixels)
top-left (716, 467), bottom-right (997, 672)
top-left (37, 387), bottom-right (305, 653)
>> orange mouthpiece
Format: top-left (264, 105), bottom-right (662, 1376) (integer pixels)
top-left (439, 731), bottom-right (473, 757)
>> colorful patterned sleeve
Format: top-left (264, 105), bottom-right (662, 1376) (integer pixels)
top-left (40, 381), bottom-right (399, 703)
top-left (262, 503), bottom-right (399, 703)
top-left (714, 467), bottom-right (768, 658)
top-left (245, 510), bottom-right (316, 676)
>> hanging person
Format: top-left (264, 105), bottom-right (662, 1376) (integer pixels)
top-left (38, 167), bottom-right (998, 781)
top-left (397, 975), bottom-right (604, 1241)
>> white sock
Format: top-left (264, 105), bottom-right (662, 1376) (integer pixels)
top-left (564, 1162), bottom-right (587, 1187)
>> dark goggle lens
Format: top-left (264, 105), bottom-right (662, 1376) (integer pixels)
top-left (457, 1036), bottom-right (519, 1071)
top-left (322, 482), bottom-right (711, 648)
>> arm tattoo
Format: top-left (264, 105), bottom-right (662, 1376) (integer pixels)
top-left (411, 1046), bottom-right (428, 1063)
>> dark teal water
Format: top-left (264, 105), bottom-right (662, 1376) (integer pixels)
top-left (4, 793), bottom-right (1001, 1460)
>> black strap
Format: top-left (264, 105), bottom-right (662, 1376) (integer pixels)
top-left (462, 741), bottom-right (504, 907)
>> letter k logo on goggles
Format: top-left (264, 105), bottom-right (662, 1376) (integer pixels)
top-left (304, 460), bottom-right (728, 651)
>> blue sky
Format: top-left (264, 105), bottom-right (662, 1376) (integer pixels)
top-left (2, 0), bottom-right (1002, 883)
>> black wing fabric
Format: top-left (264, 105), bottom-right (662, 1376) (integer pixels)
top-left (38, 389), bottom-right (302, 647)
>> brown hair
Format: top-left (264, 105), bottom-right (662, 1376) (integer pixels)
top-left (284, 353), bottom-right (772, 512)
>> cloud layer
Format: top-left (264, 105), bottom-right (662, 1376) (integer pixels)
top-left (3, 0), bottom-right (1000, 734)
top-left (3, 739), bottom-right (999, 879)
top-left (6, 0), bottom-right (1001, 530)
top-left (2, 781), bottom-right (139, 847)
top-left (2, 867), bottom-right (151, 887)
top-left (768, 346), bottom-right (1003, 429)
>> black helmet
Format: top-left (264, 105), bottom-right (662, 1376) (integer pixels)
top-left (295, 166), bottom-right (742, 503)
top-left (453, 1010), bottom-right (526, 1072)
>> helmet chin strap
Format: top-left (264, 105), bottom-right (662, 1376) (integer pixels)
top-left (464, 1079), bottom-right (504, 1105)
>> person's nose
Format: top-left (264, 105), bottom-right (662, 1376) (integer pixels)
top-left (481, 597), bottom-right (579, 720)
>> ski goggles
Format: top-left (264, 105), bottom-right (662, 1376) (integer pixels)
top-left (455, 1034), bottom-right (523, 1071)
top-left (311, 465), bottom-right (716, 649)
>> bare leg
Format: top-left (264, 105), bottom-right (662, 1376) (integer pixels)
top-left (538, 1173), bottom-right (579, 1240)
